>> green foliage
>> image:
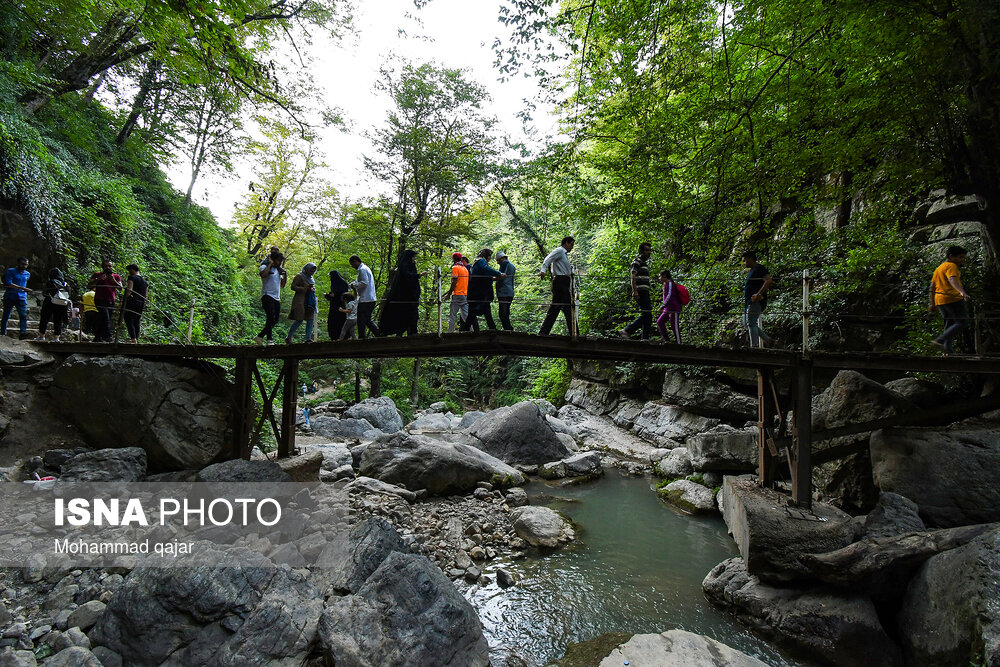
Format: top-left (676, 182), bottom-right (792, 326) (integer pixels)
top-left (529, 358), bottom-right (570, 406)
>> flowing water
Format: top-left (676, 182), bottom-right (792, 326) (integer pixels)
top-left (463, 472), bottom-right (802, 666)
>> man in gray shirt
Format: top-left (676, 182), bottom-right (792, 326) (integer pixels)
top-left (496, 250), bottom-right (516, 331)
top-left (538, 236), bottom-right (575, 335)
top-left (349, 255), bottom-right (381, 339)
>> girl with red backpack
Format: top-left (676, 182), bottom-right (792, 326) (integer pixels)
top-left (656, 270), bottom-right (689, 343)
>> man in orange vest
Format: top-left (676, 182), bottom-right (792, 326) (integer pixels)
top-left (929, 245), bottom-right (972, 354)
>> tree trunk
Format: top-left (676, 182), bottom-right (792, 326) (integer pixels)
top-left (81, 71), bottom-right (108, 103)
top-left (369, 359), bottom-right (382, 398)
top-left (115, 60), bottom-right (160, 145)
top-left (410, 358), bottom-right (420, 407)
top-left (354, 365), bottom-right (361, 403)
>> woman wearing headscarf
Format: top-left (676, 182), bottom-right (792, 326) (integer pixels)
top-left (379, 249), bottom-right (422, 336)
top-left (324, 269), bottom-right (350, 340)
top-left (39, 267), bottom-right (69, 340)
top-left (286, 262), bottom-right (318, 343)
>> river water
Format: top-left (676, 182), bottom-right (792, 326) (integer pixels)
top-left (462, 472), bottom-right (802, 666)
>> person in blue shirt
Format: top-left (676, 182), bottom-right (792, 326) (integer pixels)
top-left (741, 251), bottom-right (773, 348)
top-left (495, 250), bottom-right (516, 331)
top-left (462, 248), bottom-right (506, 332)
top-left (2, 257), bottom-right (32, 338)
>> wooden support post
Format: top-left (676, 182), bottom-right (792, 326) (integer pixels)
top-left (436, 265), bottom-right (443, 337)
top-left (802, 269), bottom-right (810, 351)
top-left (278, 357), bottom-right (299, 459)
top-left (791, 358), bottom-right (813, 508)
top-left (232, 355), bottom-right (254, 459)
top-left (757, 369), bottom-right (777, 488)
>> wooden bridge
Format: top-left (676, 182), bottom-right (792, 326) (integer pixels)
top-left (34, 332), bottom-right (1000, 510)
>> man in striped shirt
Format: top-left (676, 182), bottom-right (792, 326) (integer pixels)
top-left (538, 236), bottom-right (575, 335)
top-left (621, 242), bottom-right (653, 340)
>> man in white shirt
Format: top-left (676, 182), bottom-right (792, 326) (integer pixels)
top-left (349, 255), bottom-right (381, 339)
top-left (254, 246), bottom-right (287, 344)
top-left (538, 236), bottom-right (575, 335)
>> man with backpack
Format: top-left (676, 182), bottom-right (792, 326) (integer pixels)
top-left (621, 242), bottom-right (654, 340)
top-left (742, 251), bottom-right (773, 348)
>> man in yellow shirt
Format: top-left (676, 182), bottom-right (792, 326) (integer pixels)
top-left (929, 245), bottom-right (971, 354)
top-left (81, 290), bottom-right (98, 337)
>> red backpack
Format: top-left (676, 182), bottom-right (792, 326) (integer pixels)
top-left (675, 283), bottom-right (691, 306)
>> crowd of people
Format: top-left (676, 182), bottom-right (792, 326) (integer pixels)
top-left (0, 241), bottom-right (973, 354)
top-left (1, 258), bottom-right (148, 343)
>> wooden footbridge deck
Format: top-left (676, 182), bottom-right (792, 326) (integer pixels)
top-left (34, 332), bottom-right (1000, 510)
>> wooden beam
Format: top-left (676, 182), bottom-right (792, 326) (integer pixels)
top-left (791, 359), bottom-right (813, 509)
top-left (278, 358), bottom-right (299, 459)
top-left (757, 369), bottom-right (778, 488)
top-left (232, 355), bottom-right (254, 460)
top-left (773, 392), bottom-right (1000, 450)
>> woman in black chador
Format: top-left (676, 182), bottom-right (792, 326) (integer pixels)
top-left (324, 270), bottom-right (350, 340)
top-left (379, 249), bottom-right (421, 336)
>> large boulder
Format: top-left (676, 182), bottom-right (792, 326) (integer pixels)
top-left (196, 459), bottom-right (291, 483)
top-left (563, 377), bottom-right (620, 415)
top-left (597, 630), bottom-right (767, 667)
top-left (657, 480), bottom-right (716, 514)
top-left (654, 447), bottom-right (693, 478)
top-left (898, 527), bottom-right (1000, 666)
top-left (812, 371), bottom-right (914, 439)
top-left (91, 546), bottom-right (322, 665)
top-left (59, 448), bottom-right (147, 482)
top-left (703, 557), bottom-right (902, 667)
top-left (864, 492), bottom-right (926, 539)
top-left (660, 370), bottom-right (758, 421)
top-left (539, 451), bottom-right (603, 482)
top-left (358, 432), bottom-right (524, 496)
top-left (322, 517), bottom-right (408, 595)
top-left (344, 397), bottom-right (404, 433)
top-left (509, 506), bottom-right (575, 548)
top-left (686, 428), bottom-right (758, 472)
top-left (50, 356), bottom-right (234, 472)
top-left (276, 450), bottom-right (323, 482)
top-left (311, 416), bottom-right (382, 441)
top-left (406, 412), bottom-right (453, 433)
top-left (310, 443), bottom-right (353, 471)
top-left (467, 401), bottom-right (571, 465)
top-left (811, 449), bottom-right (878, 514)
top-left (720, 475), bottom-right (858, 582)
top-left (870, 426), bottom-right (1000, 528)
top-left (319, 551), bottom-right (489, 667)
top-left (630, 402), bottom-right (720, 446)
top-left (883, 377), bottom-right (947, 409)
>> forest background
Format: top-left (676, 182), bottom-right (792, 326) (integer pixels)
top-left (1, 0), bottom-right (998, 419)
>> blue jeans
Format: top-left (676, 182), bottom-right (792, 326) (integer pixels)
top-left (1, 298), bottom-right (28, 335)
top-left (743, 302), bottom-right (772, 348)
top-left (935, 300), bottom-right (970, 352)
top-left (286, 317), bottom-right (314, 342)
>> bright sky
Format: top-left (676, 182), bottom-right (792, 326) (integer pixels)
top-left (171, 0), bottom-right (558, 225)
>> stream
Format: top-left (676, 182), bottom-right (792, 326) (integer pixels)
top-left (462, 472), bottom-right (802, 666)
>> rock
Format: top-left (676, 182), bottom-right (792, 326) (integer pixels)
top-left (539, 451), bottom-right (603, 481)
top-left (0, 602), bottom-right (8, 626)
top-left (654, 447), bottom-right (693, 478)
top-left (925, 194), bottom-right (982, 224)
top-left (702, 471), bottom-right (723, 488)
top-left (528, 398), bottom-right (558, 416)
top-left (597, 629), bottom-right (767, 667)
top-left (63, 627), bottom-right (90, 649)
top-left (899, 527), bottom-right (1000, 666)
top-left (883, 377), bottom-right (947, 409)
top-left (426, 401), bottom-right (448, 413)
top-left (631, 402), bottom-right (720, 446)
top-left (344, 396), bottom-right (404, 433)
top-left (720, 475), bottom-right (858, 582)
top-left (319, 465), bottom-right (355, 482)
top-left (564, 377), bottom-right (620, 415)
top-left (811, 449), bottom-right (878, 514)
top-left (195, 459), bottom-right (291, 483)
top-left (323, 517), bottom-right (407, 595)
top-left (143, 470), bottom-right (199, 482)
top-left (467, 401), bottom-right (571, 465)
top-left (319, 552), bottom-right (489, 667)
top-left (703, 557), bottom-right (901, 667)
top-left (43, 647), bottom-right (102, 667)
top-left (496, 568), bottom-right (515, 589)
top-left (346, 476), bottom-right (417, 503)
top-left (406, 412), bottom-right (453, 432)
top-left (660, 370), bottom-right (758, 421)
top-left (658, 480), bottom-right (716, 514)
top-left (554, 432), bottom-right (578, 453)
top-left (0, 649), bottom-right (36, 666)
top-left (91, 546), bottom-right (322, 666)
top-left (865, 492), bottom-right (926, 539)
top-left (798, 523), bottom-right (997, 591)
top-left (58, 448), bottom-right (147, 483)
top-left (504, 487), bottom-right (528, 508)
top-left (90, 647), bottom-right (122, 667)
top-left (22, 554), bottom-right (45, 583)
top-left (871, 426), bottom-right (1000, 527)
top-left (275, 449), bottom-right (322, 482)
top-left (458, 411), bottom-right (486, 429)
top-left (42, 449), bottom-right (77, 471)
top-left (311, 416), bottom-right (382, 441)
top-left (66, 601), bottom-right (105, 632)
top-left (686, 428), bottom-right (758, 472)
top-left (545, 415), bottom-right (578, 438)
top-left (359, 432), bottom-right (524, 496)
top-left (50, 355), bottom-right (233, 471)
top-left (510, 506), bottom-right (573, 548)
top-left (311, 443), bottom-right (353, 471)
top-left (812, 371), bottom-right (914, 444)
top-left (609, 399), bottom-right (644, 430)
